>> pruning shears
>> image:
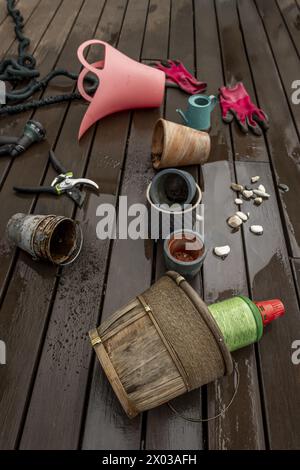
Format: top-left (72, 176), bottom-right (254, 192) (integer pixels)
top-left (13, 150), bottom-right (99, 207)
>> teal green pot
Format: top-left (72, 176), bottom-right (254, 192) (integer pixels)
top-left (176, 94), bottom-right (217, 131)
top-left (163, 229), bottom-right (206, 279)
top-left (149, 169), bottom-right (197, 208)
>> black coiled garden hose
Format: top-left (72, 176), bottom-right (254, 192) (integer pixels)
top-left (0, 0), bottom-right (98, 116)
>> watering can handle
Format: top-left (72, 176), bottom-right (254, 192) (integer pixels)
top-left (77, 39), bottom-right (108, 74)
top-left (77, 60), bottom-right (103, 102)
top-left (176, 108), bottom-right (188, 124)
top-left (77, 39), bottom-right (110, 102)
top-left (209, 95), bottom-right (218, 110)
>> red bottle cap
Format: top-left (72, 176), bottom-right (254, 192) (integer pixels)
top-left (255, 299), bottom-right (285, 326)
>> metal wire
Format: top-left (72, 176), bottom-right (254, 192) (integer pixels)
top-left (167, 361), bottom-right (240, 422)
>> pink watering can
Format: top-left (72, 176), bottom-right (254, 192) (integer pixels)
top-left (77, 40), bottom-right (165, 139)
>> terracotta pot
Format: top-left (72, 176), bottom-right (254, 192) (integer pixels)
top-left (151, 118), bottom-right (210, 169)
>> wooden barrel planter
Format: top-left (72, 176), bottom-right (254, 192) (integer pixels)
top-left (89, 271), bottom-right (233, 418)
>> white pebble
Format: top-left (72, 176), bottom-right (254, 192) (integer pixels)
top-left (235, 198), bottom-right (243, 205)
top-left (227, 215), bottom-right (243, 229)
top-left (236, 211), bottom-right (248, 222)
top-left (242, 189), bottom-right (253, 199)
top-left (258, 184), bottom-right (266, 193)
top-left (251, 176), bottom-right (260, 183)
top-left (214, 245), bottom-right (231, 259)
top-left (250, 225), bottom-right (263, 235)
top-left (231, 183), bottom-right (244, 192)
top-left (253, 189), bottom-right (270, 199)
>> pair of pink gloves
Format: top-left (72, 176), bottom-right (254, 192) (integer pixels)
top-left (154, 60), bottom-right (268, 135)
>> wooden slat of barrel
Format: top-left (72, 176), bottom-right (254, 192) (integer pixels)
top-left (102, 311), bottom-right (185, 413)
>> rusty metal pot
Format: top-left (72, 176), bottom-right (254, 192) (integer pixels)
top-left (6, 213), bottom-right (82, 265)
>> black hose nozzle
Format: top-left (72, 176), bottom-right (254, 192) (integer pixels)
top-left (10, 120), bottom-right (46, 157)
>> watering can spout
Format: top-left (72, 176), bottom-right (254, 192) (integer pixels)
top-left (176, 108), bottom-right (188, 124)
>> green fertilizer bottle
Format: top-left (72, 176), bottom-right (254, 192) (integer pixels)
top-left (208, 297), bottom-right (285, 352)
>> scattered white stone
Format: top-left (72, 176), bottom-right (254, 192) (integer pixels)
top-left (214, 245), bottom-right (231, 259)
top-left (235, 198), bottom-right (243, 205)
top-left (242, 189), bottom-right (253, 199)
top-left (250, 225), bottom-right (264, 235)
top-left (227, 214), bottom-right (243, 229)
top-left (236, 211), bottom-right (248, 222)
top-left (247, 212), bottom-right (250, 218)
top-left (253, 189), bottom-right (270, 199)
top-left (231, 183), bottom-right (244, 192)
top-left (258, 184), bottom-right (266, 193)
top-left (254, 197), bottom-right (263, 206)
top-left (251, 176), bottom-right (260, 183)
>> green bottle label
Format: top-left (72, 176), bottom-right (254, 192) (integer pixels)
top-left (208, 296), bottom-right (263, 352)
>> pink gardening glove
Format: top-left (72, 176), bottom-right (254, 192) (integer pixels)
top-left (219, 82), bottom-right (269, 135)
top-left (153, 60), bottom-right (207, 95)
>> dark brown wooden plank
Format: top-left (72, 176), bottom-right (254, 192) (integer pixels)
top-left (237, 0), bottom-right (300, 256)
top-left (195, 0), bottom-right (232, 163)
top-left (291, 259), bottom-right (300, 301)
top-left (277, 0), bottom-right (300, 57)
top-left (0, 0), bottom-right (297, 452)
top-left (18, 0), bottom-right (128, 451)
top-left (169, 0), bottom-right (193, 71)
top-left (215, 0), bottom-right (269, 163)
top-left (145, 0), bottom-right (204, 450)
top-left (81, 0), bottom-right (157, 450)
top-left (236, 161), bottom-right (300, 449)
top-left (195, 0), bottom-right (265, 450)
top-left (216, 0), bottom-right (300, 446)
top-left (142, 0), bottom-right (170, 60)
top-left (203, 161), bottom-right (265, 450)
top-left (0, 0), bottom-right (95, 450)
top-left (255, 0), bottom-right (300, 136)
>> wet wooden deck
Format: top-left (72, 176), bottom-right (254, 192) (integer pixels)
top-left (1, 0), bottom-right (300, 450)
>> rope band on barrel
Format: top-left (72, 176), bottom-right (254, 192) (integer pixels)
top-left (139, 273), bottom-right (232, 391)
